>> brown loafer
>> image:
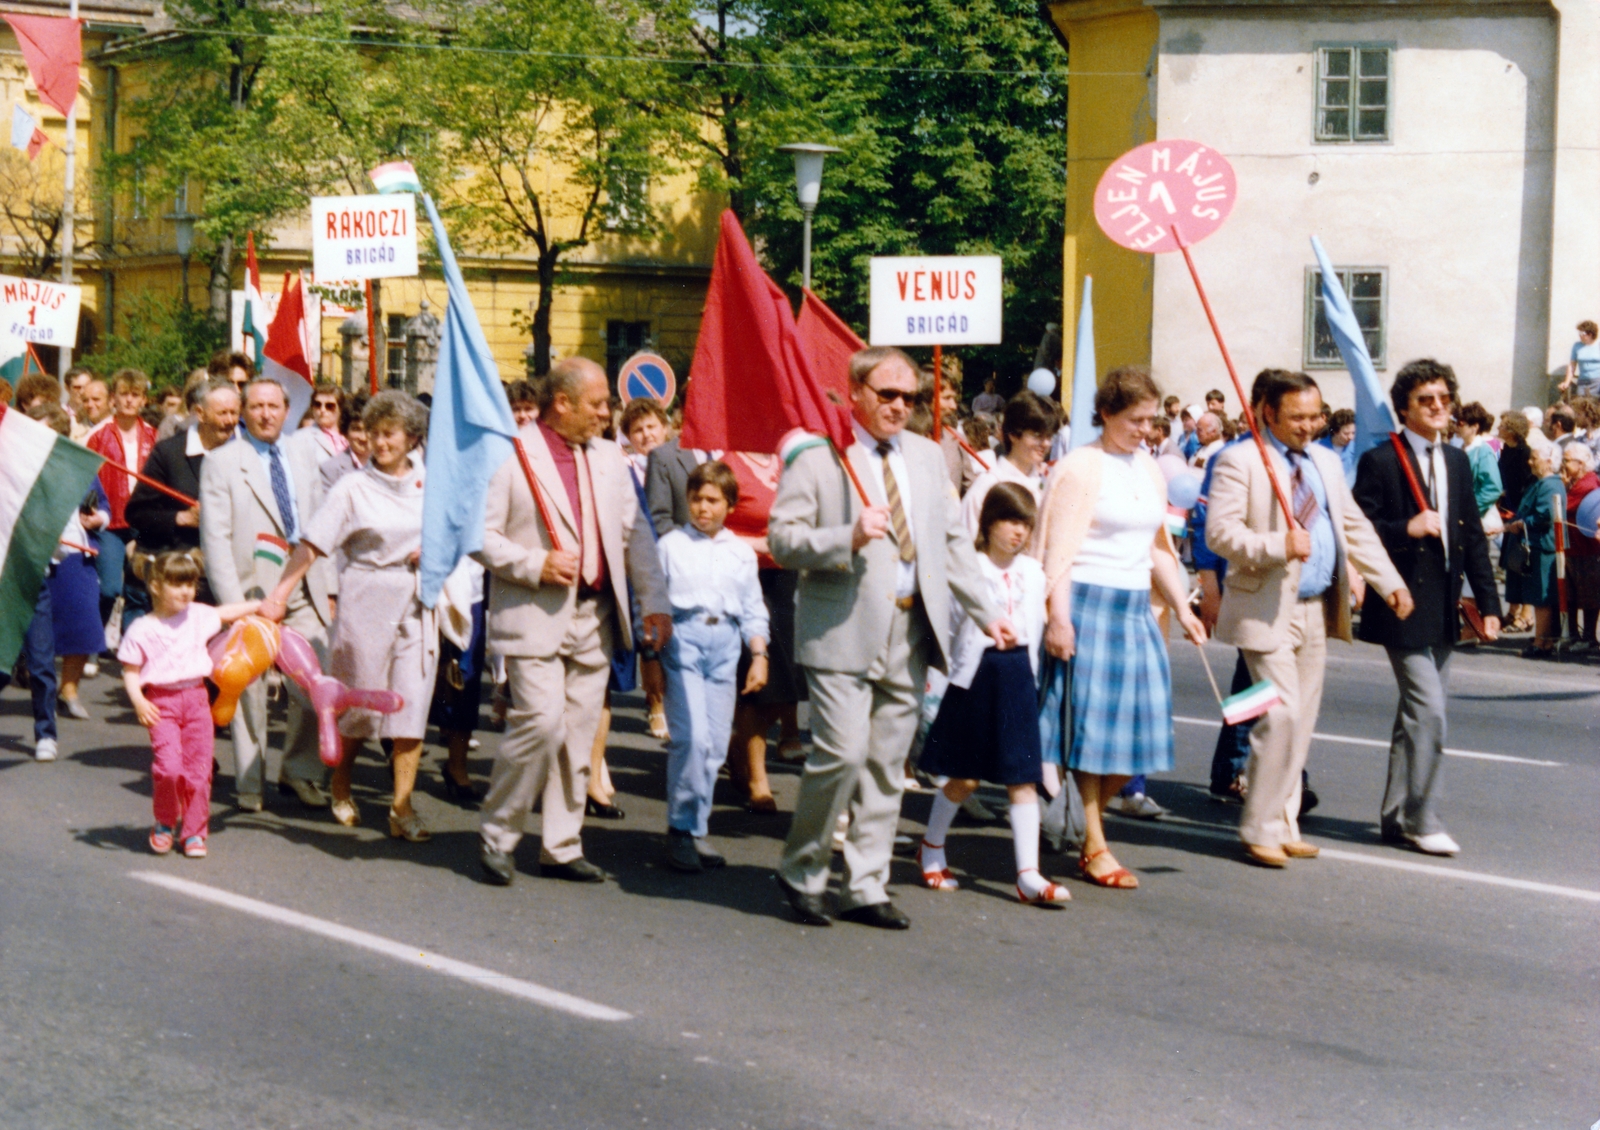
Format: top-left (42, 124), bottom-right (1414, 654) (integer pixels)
top-left (1244, 843), bottom-right (1288, 868)
top-left (1281, 840), bottom-right (1320, 859)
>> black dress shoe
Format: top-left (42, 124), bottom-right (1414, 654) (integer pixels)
top-left (837, 901), bottom-right (910, 931)
top-left (585, 796), bottom-right (626, 820)
top-left (442, 771), bottom-right (486, 806)
top-left (693, 837), bottom-right (725, 869)
top-left (666, 831), bottom-right (703, 873)
top-left (542, 857), bottom-right (607, 883)
top-left (774, 873), bottom-right (830, 926)
top-left (479, 843), bottom-right (515, 887)
top-left (1298, 787), bottom-right (1319, 817)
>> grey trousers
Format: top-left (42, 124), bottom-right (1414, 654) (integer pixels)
top-left (779, 606), bottom-right (928, 911)
top-left (1382, 645), bottom-right (1453, 838)
top-left (231, 587), bottom-right (329, 799)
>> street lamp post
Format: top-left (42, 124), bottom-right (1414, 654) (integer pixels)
top-left (165, 208), bottom-right (199, 307)
top-left (777, 143), bottom-right (841, 290)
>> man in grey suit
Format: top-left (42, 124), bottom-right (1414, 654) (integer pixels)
top-left (644, 436), bottom-right (706, 534)
top-left (768, 346), bottom-right (1013, 929)
top-left (199, 377), bottom-right (335, 811)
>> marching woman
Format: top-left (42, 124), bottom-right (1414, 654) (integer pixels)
top-left (262, 391), bottom-right (439, 840)
top-left (916, 482), bottom-right (1068, 904)
top-left (1032, 366), bottom-right (1207, 889)
top-left (51, 478), bottom-right (110, 721)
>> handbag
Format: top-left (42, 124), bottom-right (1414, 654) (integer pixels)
top-left (1481, 506), bottom-right (1504, 537)
top-left (1501, 532), bottom-right (1530, 575)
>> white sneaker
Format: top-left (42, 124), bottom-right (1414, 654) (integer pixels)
top-left (1106, 793), bottom-right (1168, 820)
top-left (34, 737), bottom-right (57, 762)
top-left (1407, 831), bottom-right (1460, 856)
top-left (82, 660), bottom-right (98, 678)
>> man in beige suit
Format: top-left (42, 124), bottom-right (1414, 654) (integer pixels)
top-left (199, 377), bottom-right (335, 811)
top-left (768, 347), bottom-right (1011, 929)
top-left (1207, 370), bottom-right (1411, 867)
top-left (474, 357), bottom-right (670, 886)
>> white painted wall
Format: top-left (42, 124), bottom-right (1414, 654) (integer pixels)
top-left (1147, 11), bottom-right (1557, 417)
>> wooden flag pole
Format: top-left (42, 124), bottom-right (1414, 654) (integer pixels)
top-left (365, 279), bottom-right (379, 395)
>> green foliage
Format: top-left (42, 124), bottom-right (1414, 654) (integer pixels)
top-left (94, 291), bottom-right (225, 383)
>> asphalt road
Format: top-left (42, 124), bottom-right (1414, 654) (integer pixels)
top-left (0, 638), bottom-right (1594, 1129)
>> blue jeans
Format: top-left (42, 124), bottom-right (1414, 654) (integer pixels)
top-left (0, 577), bottom-right (57, 742)
top-left (94, 527), bottom-right (134, 627)
top-left (664, 614), bottom-right (742, 838)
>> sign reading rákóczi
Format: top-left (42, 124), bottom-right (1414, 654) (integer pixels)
top-left (868, 255), bottom-right (1003, 346)
top-left (311, 194), bottom-right (419, 281)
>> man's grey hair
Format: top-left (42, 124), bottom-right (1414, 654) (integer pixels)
top-left (202, 378), bottom-right (240, 407)
top-left (536, 356), bottom-right (605, 413)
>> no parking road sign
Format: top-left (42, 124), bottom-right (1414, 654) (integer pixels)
top-left (617, 352), bottom-right (676, 407)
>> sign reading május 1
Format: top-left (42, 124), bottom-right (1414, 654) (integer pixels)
top-left (0, 275), bottom-right (82, 345)
top-left (868, 255), bottom-right (1003, 346)
top-left (311, 193), bottom-right (419, 282)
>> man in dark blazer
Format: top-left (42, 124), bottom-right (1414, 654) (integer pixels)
top-left (124, 379), bottom-right (240, 604)
top-left (644, 436), bottom-right (708, 535)
top-left (1353, 359), bottom-right (1501, 856)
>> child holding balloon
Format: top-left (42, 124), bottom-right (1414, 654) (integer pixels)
top-left (119, 550), bottom-right (260, 858)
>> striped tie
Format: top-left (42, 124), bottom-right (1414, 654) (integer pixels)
top-left (1289, 451), bottom-right (1320, 531)
top-left (876, 441), bottom-right (916, 564)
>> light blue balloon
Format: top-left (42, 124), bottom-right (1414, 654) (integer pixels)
top-left (1578, 490), bottom-right (1600, 540)
top-left (1026, 368), bottom-right (1056, 397)
top-left (1167, 473), bottom-right (1203, 511)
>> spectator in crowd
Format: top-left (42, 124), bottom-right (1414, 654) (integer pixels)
top-left (1453, 401), bottom-right (1506, 641)
top-left (972, 374), bottom-right (1004, 416)
top-left (14, 373), bottom-right (61, 414)
top-left (292, 384), bottom-right (348, 464)
top-left (1190, 412), bottom-right (1224, 468)
top-left (1560, 443), bottom-right (1599, 653)
top-left (320, 393), bottom-right (371, 490)
top-left (1163, 395), bottom-right (1180, 422)
top-left (157, 370), bottom-right (215, 442)
top-left (1560, 320), bottom-right (1599, 400)
top-left (156, 386), bottom-right (184, 421)
top-left (1317, 407), bottom-right (1359, 486)
top-left (1503, 442), bottom-right (1564, 658)
top-left (507, 380), bottom-right (539, 429)
top-left (1497, 410), bottom-right (1535, 633)
top-left (1548, 404), bottom-right (1578, 451)
top-left (208, 349), bottom-right (255, 396)
top-left (1205, 389), bottom-right (1226, 416)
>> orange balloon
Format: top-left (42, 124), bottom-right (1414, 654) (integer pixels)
top-left (208, 615), bottom-right (281, 726)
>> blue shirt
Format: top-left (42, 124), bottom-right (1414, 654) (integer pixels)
top-left (1315, 435), bottom-right (1359, 488)
top-left (1188, 435), bottom-right (1252, 580)
top-left (243, 429), bottom-right (301, 541)
top-left (1265, 432), bottom-right (1335, 599)
top-left (1572, 340), bottom-right (1600, 390)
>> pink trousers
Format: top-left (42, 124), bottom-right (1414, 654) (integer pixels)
top-left (147, 682), bottom-right (214, 842)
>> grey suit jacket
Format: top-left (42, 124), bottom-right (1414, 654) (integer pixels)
top-left (769, 430), bottom-right (999, 676)
top-left (474, 423), bottom-right (668, 660)
top-left (198, 433), bottom-right (334, 624)
top-left (645, 437), bottom-right (701, 535)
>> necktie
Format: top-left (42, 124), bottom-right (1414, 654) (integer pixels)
top-left (267, 443), bottom-right (297, 542)
top-left (1424, 445), bottom-right (1437, 508)
top-left (573, 442), bottom-right (601, 588)
top-left (876, 440), bottom-right (916, 564)
top-left (1289, 452), bottom-right (1321, 531)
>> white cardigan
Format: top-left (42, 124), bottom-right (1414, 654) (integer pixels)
top-left (946, 553), bottom-right (1046, 689)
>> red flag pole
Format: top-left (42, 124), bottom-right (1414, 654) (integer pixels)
top-left (365, 279), bottom-right (379, 395)
top-left (1172, 223), bottom-right (1295, 531)
top-left (511, 436), bottom-right (564, 555)
top-left (124, 467), bottom-right (197, 508)
top-left (931, 344), bottom-right (943, 441)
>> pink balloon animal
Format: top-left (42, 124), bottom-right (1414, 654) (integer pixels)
top-left (275, 626), bottom-right (404, 767)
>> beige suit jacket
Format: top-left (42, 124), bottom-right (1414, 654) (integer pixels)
top-left (474, 423), bottom-right (668, 660)
top-left (1207, 438), bottom-right (1403, 651)
top-left (198, 433), bottom-right (333, 623)
top-left (769, 430), bottom-right (998, 676)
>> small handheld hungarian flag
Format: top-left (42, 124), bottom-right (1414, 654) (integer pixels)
top-left (369, 160), bottom-right (422, 196)
top-left (1221, 679), bottom-right (1281, 726)
top-left (253, 532), bottom-right (290, 567)
top-left (1164, 504), bottom-right (1189, 540)
top-left (779, 428), bottom-right (829, 469)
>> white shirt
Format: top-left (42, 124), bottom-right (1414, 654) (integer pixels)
top-left (1072, 451), bottom-right (1163, 590)
top-left (961, 455), bottom-right (1044, 537)
top-left (1403, 426), bottom-right (1450, 570)
top-left (656, 526), bottom-right (770, 645)
top-left (856, 421), bottom-right (918, 599)
top-left (947, 553), bottom-right (1045, 689)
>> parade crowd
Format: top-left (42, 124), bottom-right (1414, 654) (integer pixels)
top-left (2, 322), bottom-right (1595, 924)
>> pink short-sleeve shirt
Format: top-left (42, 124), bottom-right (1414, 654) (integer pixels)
top-left (116, 604), bottom-right (224, 688)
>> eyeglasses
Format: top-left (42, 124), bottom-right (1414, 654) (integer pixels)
top-left (313, 400), bottom-right (340, 411)
top-left (1414, 394), bottom-right (1452, 408)
top-left (861, 384), bottom-right (914, 405)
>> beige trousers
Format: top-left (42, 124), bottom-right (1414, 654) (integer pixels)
top-left (779, 605), bottom-right (928, 910)
top-left (480, 598), bottom-right (611, 864)
top-left (1238, 598), bottom-right (1327, 847)
top-left (230, 585), bottom-right (328, 799)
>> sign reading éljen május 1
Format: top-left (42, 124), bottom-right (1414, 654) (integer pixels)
top-left (311, 193), bottom-right (419, 282)
top-left (0, 275), bottom-right (82, 345)
top-left (868, 255), bottom-right (1003, 346)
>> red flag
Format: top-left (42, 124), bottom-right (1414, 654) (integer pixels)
top-left (25, 126), bottom-right (46, 161)
top-left (796, 288), bottom-right (862, 409)
top-left (262, 272), bottom-right (314, 427)
top-left (2, 16), bottom-right (81, 119)
top-left (679, 210), bottom-right (851, 455)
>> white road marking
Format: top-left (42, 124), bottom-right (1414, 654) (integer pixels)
top-left (1137, 818), bottom-right (1600, 903)
top-left (129, 871), bottom-right (632, 1021)
top-left (1171, 715), bottom-right (1563, 767)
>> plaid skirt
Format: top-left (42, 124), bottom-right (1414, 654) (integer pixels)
top-left (1063, 582), bottom-right (1174, 777)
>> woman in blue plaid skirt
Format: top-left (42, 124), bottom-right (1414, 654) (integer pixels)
top-left (1032, 367), bottom-right (1207, 889)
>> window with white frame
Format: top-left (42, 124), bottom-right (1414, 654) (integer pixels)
top-left (1305, 267), bottom-right (1387, 370)
top-left (1315, 45), bottom-right (1391, 143)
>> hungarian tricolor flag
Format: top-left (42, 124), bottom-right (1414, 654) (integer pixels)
top-left (262, 270), bottom-right (314, 428)
top-left (0, 405), bottom-right (103, 668)
top-left (241, 232), bottom-right (266, 369)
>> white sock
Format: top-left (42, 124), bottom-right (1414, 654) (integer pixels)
top-left (1010, 802), bottom-right (1048, 896)
top-left (1040, 763), bottom-right (1062, 799)
top-left (922, 792), bottom-right (961, 871)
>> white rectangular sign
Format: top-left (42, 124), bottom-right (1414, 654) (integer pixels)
top-left (0, 275), bottom-right (81, 346)
top-left (311, 193), bottom-right (418, 281)
top-left (868, 255), bottom-right (1002, 346)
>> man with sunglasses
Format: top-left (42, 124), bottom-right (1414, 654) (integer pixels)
top-left (768, 346), bottom-right (1013, 930)
top-left (1353, 359), bottom-right (1501, 856)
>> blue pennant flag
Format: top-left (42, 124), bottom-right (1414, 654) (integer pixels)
top-left (1067, 275), bottom-right (1099, 452)
top-left (418, 191), bottom-right (518, 607)
top-left (1311, 236), bottom-right (1397, 459)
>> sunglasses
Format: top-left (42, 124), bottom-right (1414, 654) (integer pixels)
top-left (862, 384), bottom-right (914, 405)
top-left (1414, 394), bottom-right (1452, 408)
top-left (313, 400), bottom-right (340, 410)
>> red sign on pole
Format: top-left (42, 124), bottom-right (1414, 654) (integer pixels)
top-left (1093, 140), bottom-right (1237, 254)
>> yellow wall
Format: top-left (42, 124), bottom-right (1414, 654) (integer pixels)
top-left (1045, 0), bottom-right (1158, 403)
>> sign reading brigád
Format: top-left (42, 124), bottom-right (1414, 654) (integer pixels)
top-left (311, 193), bottom-right (419, 281)
top-left (868, 255), bottom-right (1003, 346)
top-left (0, 275), bottom-right (82, 346)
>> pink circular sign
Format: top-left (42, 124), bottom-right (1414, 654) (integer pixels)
top-left (1093, 140), bottom-right (1237, 255)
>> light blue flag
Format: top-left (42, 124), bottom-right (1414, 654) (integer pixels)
top-left (1311, 236), bottom-right (1397, 459)
top-left (418, 191), bottom-right (518, 608)
top-left (1067, 275), bottom-right (1100, 452)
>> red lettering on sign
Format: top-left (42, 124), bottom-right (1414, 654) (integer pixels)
top-left (896, 271), bottom-right (908, 300)
top-left (326, 213), bottom-right (338, 239)
top-left (964, 271), bottom-right (976, 300)
top-left (913, 271), bottom-right (926, 301)
top-left (930, 272), bottom-right (943, 301)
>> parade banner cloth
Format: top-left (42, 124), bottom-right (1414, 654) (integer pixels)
top-left (1, 15), bottom-right (80, 118)
top-left (1067, 276), bottom-right (1099, 452)
top-left (1311, 236), bottom-right (1397, 458)
top-left (261, 272), bottom-right (314, 429)
top-left (0, 404), bottom-right (103, 669)
top-left (10, 104), bottom-right (46, 160)
top-left (796, 288), bottom-right (859, 409)
top-left (417, 191), bottom-right (518, 608)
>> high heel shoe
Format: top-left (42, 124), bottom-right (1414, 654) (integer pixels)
top-left (388, 808), bottom-right (431, 842)
top-left (440, 769), bottom-right (486, 804)
top-left (585, 795), bottom-right (625, 820)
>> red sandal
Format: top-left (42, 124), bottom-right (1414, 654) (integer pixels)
top-left (916, 841), bottom-right (959, 891)
top-left (1016, 869), bottom-right (1071, 905)
top-left (1078, 848), bottom-right (1138, 889)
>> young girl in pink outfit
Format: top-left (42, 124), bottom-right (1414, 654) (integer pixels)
top-left (119, 551), bottom-right (259, 858)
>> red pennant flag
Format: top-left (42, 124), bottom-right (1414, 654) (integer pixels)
top-left (26, 126), bottom-right (46, 161)
top-left (679, 211), bottom-right (852, 456)
top-left (262, 272), bottom-right (314, 427)
top-left (796, 288), bottom-right (862, 410)
top-left (2, 16), bottom-right (81, 119)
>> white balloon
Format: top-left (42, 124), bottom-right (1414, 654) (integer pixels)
top-left (1026, 368), bottom-right (1057, 397)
